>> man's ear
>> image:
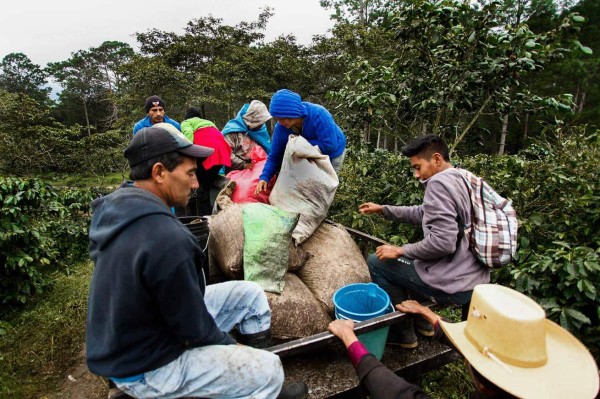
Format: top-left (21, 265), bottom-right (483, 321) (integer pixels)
top-left (151, 162), bottom-right (167, 183)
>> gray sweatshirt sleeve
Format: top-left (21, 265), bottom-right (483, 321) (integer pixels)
top-left (402, 180), bottom-right (460, 260)
top-left (382, 204), bottom-right (424, 224)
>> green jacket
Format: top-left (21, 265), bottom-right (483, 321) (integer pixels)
top-left (181, 117), bottom-right (216, 142)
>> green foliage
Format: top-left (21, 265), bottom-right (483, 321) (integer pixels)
top-left (0, 177), bottom-right (93, 305)
top-left (0, 88), bottom-right (129, 175)
top-left (331, 144), bottom-right (423, 242)
top-left (331, 0), bottom-right (588, 153)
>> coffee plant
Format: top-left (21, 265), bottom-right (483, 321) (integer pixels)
top-left (0, 177), bottom-right (94, 305)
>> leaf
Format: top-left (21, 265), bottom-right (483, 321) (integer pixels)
top-left (579, 46), bottom-right (593, 55)
top-left (564, 308), bottom-right (591, 325)
top-left (572, 15), bottom-right (585, 23)
top-left (525, 41), bottom-right (536, 48)
top-left (468, 32), bottom-right (476, 43)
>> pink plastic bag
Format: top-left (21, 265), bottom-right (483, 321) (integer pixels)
top-left (226, 147), bottom-right (275, 204)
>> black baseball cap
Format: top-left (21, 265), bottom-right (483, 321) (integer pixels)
top-left (124, 126), bottom-right (214, 167)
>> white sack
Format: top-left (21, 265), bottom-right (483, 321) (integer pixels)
top-left (269, 135), bottom-right (339, 244)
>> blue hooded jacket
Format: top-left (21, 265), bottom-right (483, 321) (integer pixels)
top-left (259, 91), bottom-right (346, 182)
top-left (86, 185), bottom-right (234, 378)
top-left (132, 115), bottom-right (181, 135)
top-left (222, 103), bottom-right (271, 154)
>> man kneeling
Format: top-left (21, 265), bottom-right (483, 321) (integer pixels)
top-left (86, 126), bottom-right (306, 399)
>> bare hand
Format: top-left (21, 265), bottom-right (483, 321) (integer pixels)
top-left (244, 162), bottom-right (253, 170)
top-left (396, 300), bottom-right (440, 326)
top-left (328, 319), bottom-right (359, 348)
top-left (359, 202), bottom-right (383, 215)
top-left (395, 300), bottom-right (428, 316)
top-left (254, 180), bottom-right (268, 195)
top-left (375, 244), bottom-right (403, 260)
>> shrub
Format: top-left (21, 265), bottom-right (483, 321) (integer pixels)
top-left (0, 177), bottom-right (93, 305)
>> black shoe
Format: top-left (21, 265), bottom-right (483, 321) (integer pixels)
top-left (415, 317), bottom-right (435, 337)
top-left (277, 382), bottom-right (309, 399)
top-left (238, 329), bottom-right (273, 349)
top-left (387, 319), bottom-right (418, 349)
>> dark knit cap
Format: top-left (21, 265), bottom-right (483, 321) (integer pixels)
top-left (144, 95), bottom-right (166, 113)
top-left (184, 107), bottom-right (202, 120)
top-left (269, 89), bottom-right (307, 118)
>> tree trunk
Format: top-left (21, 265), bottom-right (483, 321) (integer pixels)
top-left (394, 137), bottom-right (398, 153)
top-left (376, 130), bottom-right (381, 149)
top-left (498, 113), bottom-right (509, 155)
top-left (83, 99), bottom-right (91, 136)
top-left (578, 91), bottom-right (586, 113)
top-left (523, 113), bottom-right (529, 142)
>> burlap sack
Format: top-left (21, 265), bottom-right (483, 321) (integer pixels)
top-left (266, 273), bottom-right (332, 339)
top-left (208, 202), bottom-right (310, 279)
top-left (298, 221), bottom-right (371, 316)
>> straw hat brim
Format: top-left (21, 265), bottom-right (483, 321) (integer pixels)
top-left (441, 319), bottom-right (599, 399)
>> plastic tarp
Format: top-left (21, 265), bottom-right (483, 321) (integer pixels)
top-left (227, 146), bottom-right (275, 204)
top-left (242, 203), bottom-right (299, 293)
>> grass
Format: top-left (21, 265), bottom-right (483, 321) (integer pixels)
top-left (422, 361), bottom-right (474, 398)
top-left (0, 261), bottom-right (93, 399)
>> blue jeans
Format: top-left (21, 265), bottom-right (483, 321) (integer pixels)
top-left (331, 150), bottom-right (346, 174)
top-left (367, 254), bottom-right (472, 306)
top-left (117, 281), bottom-right (284, 399)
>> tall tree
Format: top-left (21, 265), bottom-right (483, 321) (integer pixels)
top-left (0, 53), bottom-right (50, 105)
top-left (320, 0), bottom-right (402, 27)
top-left (47, 41), bottom-right (133, 134)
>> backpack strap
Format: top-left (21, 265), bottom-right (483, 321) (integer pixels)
top-left (451, 169), bottom-right (474, 259)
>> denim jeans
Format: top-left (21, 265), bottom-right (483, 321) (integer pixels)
top-left (367, 254), bottom-right (472, 306)
top-left (117, 281), bottom-right (284, 399)
top-left (331, 149), bottom-right (346, 174)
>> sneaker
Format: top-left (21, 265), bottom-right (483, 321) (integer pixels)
top-left (387, 320), bottom-right (418, 349)
top-left (415, 317), bottom-right (435, 337)
top-left (277, 381), bottom-right (309, 399)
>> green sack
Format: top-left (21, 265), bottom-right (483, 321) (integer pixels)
top-left (243, 203), bottom-right (299, 294)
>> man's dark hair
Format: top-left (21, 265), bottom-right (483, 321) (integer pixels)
top-left (401, 134), bottom-right (450, 161)
top-left (129, 151), bottom-right (187, 181)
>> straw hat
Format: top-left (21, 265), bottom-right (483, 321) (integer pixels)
top-left (440, 284), bottom-right (599, 399)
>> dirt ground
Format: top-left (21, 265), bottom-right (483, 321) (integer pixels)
top-left (44, 349), bottom-right (107, 399)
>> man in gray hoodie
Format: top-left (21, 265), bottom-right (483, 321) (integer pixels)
top-left (87, 126), bottom-right (307, 399)
top-left (359, 135), bottom-right (489, 348)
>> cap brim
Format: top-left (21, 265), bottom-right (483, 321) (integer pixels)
top-left (177, 144), bottom-right (214, 159)
top-left (440, 320), bottom-right (599, 399)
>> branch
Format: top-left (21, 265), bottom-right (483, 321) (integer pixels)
top-left (450, 94), bottom-right (493, 155)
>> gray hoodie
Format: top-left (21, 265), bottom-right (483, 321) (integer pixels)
top-left (383, 168), bottom-right (490, 294)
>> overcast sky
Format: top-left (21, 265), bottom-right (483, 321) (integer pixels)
top-left (1, 0), bottom-right (335, 67)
